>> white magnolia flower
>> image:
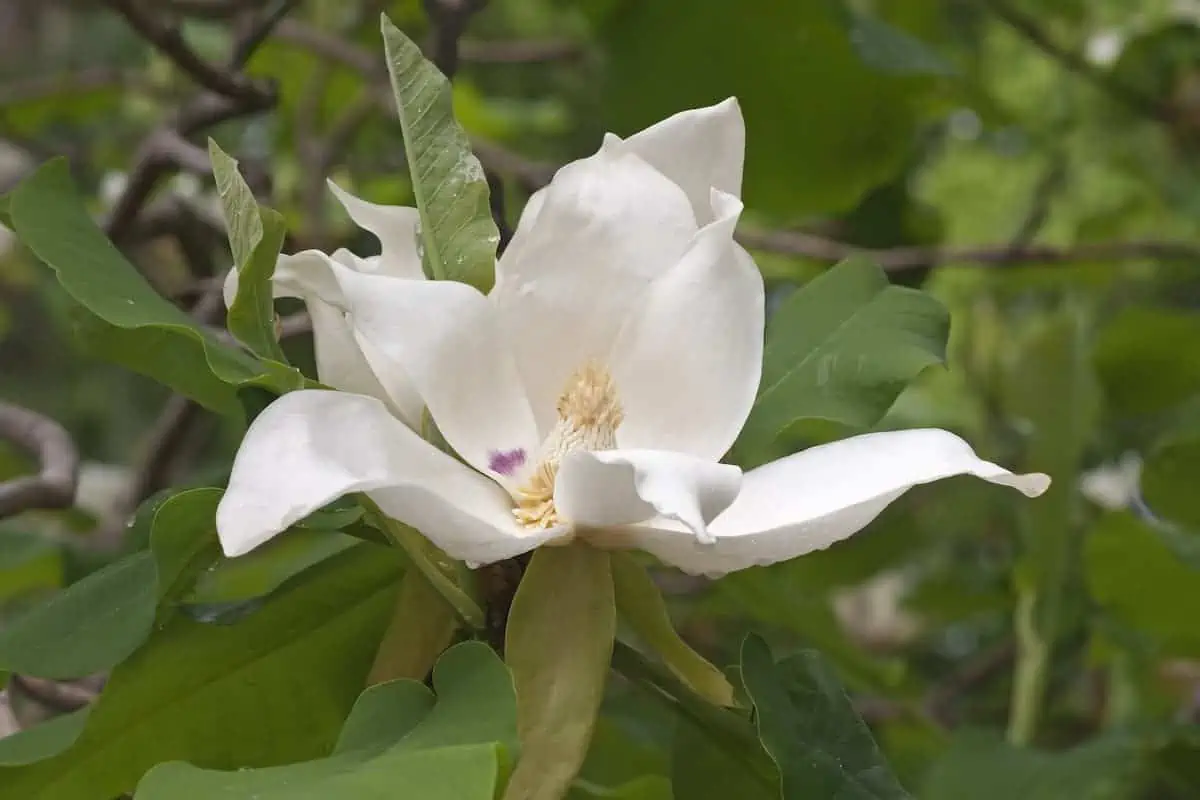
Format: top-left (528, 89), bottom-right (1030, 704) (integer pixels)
top-left (223, 182), bottom-right (425, 429)
top-left (216, 99), bottom-right (1050, 576)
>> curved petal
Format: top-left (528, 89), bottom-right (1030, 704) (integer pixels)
top-left (493, 147), bottom-right (697, 435)
top-left (331, 268), bottom-right (540, 484)
top-left (623, 429), bottom-right (1051, 576)
top-left (327, 181), bottom-right (425, 280)
top-left (555, 449), bottom-right (741, 543)
top-left (216, 390), bottom-right (561, 564)
top-left (612, 190), bottom-right (764, 461)
top-left (605, 98), bottom-right (744, 223)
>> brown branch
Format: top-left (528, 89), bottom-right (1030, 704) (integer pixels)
top-left (458, 38), bottom-right (582, 65)
top-left (978, 0), bottom-right (1171, 124)
top-left (0, 403), bottom-right (79, 519)
top-left (9, 675), bottom-right (97, 714)
top-left (735, 228), bottom-right (1200, 270)
top-left (106, 0), bottom-right (270, 105)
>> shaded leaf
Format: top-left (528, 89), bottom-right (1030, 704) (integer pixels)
top-left (504, 544), bottom-right (615, 800)
top-left (1141, 434), bottom-right (1200, 531)
top-left (0, 709), bottom-right (89, 767)
top-left (1094, 308), bottom-right (1200, 416)
top-left (0, 546), bottom-right (400, 799)
top-left (380, 15), bottom-right (499, 292)
top-left (367, 569), bottom-right (459, 685)
top-left (740, 634), bottom-right (911, 800)
top-left (842, 10), bottom-right (955, 76)
top-left (185, 531), bottom-right (359, 605)
top-left (738, 258), bottom-right (948, 459)
top-left (0, 551), bottom-right (157, 679)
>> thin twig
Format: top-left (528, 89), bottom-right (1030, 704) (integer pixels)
top-left (107, 0), bottom-right (269, 104)
top-left (0, 403), bottom-right (79, 519)
top-left (229, 0), bottom-right (303, 69)
top-left (978, 0), bottom-right (1171, 124)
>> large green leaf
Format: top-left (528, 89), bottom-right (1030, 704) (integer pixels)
top-left (1141, 434), bottom-right (1200, 531)
top-left (0, 546), bottom-right (400, 799)
top-left (737, 257), bottom-right (948, 461)
top-left (210, 140), bottom-right (289, 362)
top-left (135, 641), bottom-right (517, 800)
top-left (1086, 512), bottom-right (1200, 654)
top-left (0, 550), bottom-right (157, 679)
top-left (922, 732), bottom-right (1142, 800)
top-left (504, 544), bottom-right (615, 800)
top-left (598, 2), bottom-right (942, 215)
top-left (380, 15), bottom-right (499, 292)
top-left (739, 634), bottom-right (911, 800)
top-left (1094, 308), bottom-right (1200, 416)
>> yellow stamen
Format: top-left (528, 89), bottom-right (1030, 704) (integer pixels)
top-left (513, 362), bottom-right (623, 530)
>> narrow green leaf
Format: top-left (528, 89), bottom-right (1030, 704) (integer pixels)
top-left (0, 546), bottom-right (401, 800)
top-left (504, 544), bottom-right (615, 800)
top-left (740, 634), bottom-right (911, 800)
top-left (150, 487), bottom-right (223, 615)
top-left (210, 139), bottom-right (289, 362)
top-left (611, 553), bottom-right (734, 707)
top-left (367, 569), bottom-right (459, 685)
top-left (380, 15), bottom-right (499, 292)
top-left (0, 551), bottom-right (157, 679)
top-left (738, 258), bottom-right (948, 458)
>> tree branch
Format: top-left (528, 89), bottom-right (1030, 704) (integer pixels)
top-left (0, 403), bottom-right (79, 519)
top-left (978, 0), bottom-right (1171, 124)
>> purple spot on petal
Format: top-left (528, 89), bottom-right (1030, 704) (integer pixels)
top-left (488, 448), bottom-right (527, 476)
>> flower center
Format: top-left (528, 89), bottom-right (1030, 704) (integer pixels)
top-left (512, 361), bottom-right (624, 530)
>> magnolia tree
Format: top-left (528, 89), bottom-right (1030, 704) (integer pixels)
top-left (3, 4), bottom-right (1195, 800)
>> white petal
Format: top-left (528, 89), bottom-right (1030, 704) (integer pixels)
top-left (624, 429), bottom-right (1051, 576)
top-left (327, 180), bottom-right (425, 280)
top-left (605, 98), bottom-right (745, 223)
top-left (494, 147), bottom-right (697, 435)
top-left (306, 299), bottom-right (423, 429)
top-left (331, 268), bottom-right (541, 484)
top-left (612, 190), bottom-right (763, 461)
top-left (555, 449), bottom-right (741, 543)
top-left (216, 390), bottom-right (562, 564)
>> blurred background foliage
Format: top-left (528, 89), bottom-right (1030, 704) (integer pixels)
top-left (2, 0), bottom-right (1200, 797)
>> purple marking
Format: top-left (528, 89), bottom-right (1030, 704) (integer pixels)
top-left (488, 448), bottom-right (527, 476)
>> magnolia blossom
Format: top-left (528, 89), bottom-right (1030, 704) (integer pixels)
top-left (217, 99), bottom-right (1050, 576)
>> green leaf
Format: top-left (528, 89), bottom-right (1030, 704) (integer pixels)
top-left (739, 634), bottom-right (911, 800)
top-left (840, 10), bottom-right (956, 76)
top-left (366, 569), bottom-right (459, 685)
top-left (504, 544), bottom-right (616, 800)
top-left (150, 488), bottom-right (223, 615)
top-left (186, 531), bottom-right (359, 605)
top-left (1094, 307), bottom-right (1200, 415)
top-left (136, 642), bottom-right (517, 800)
top-left (210, 139), bottom-right (289, 362)
top-left (7, 159), bottom-right (269, 415)
top-left (671, 718), bottom-right (776, 800)
top-left (611, 553), bottom-right (733, 707)
top-left (922, 732), bottom-right (1142, 800)
top-left (0, 551), bottom-right (157, 679)
top-left (738, 258), bottom-right (948, 459)
top-left (1087, 512), bottom-right (1200, 654)
top-left (0, 546), bottom-right (401, 800)
top-left (1142, 434), bottom-right (1200, 531)
top-left (380, 15), bottom-right (499, 292)
top-left (0, 709), bottom-right (89, 767)
top-left (598, 2), bottom-right (943, 215)
top-left (0, 528), bottom-right (62, 602)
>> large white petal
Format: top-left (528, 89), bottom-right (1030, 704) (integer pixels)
top-left (494, 147), bottom-right (697, 435)
top-left (555, 449), bottom-right (741, 543)
top-left (605, 98), bottom-right (745, 223)
top-left (216, 390), bottom-right (564, 563)
top-left (623, 429), bottom-right (1051, 576)
top-left (331, 269), bottom-right (541, 485)
top-left (611, 190), bottom-right (763, 461)
top-left (327, 181), bottom-right (425, 280)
